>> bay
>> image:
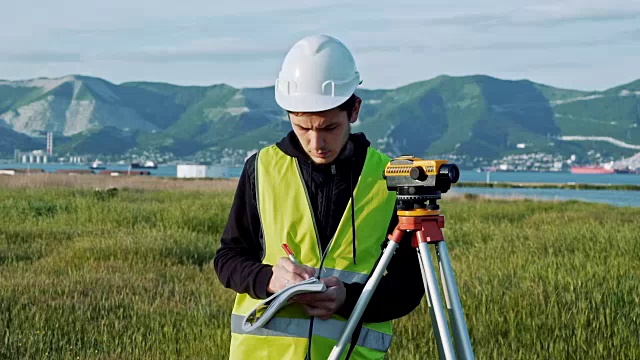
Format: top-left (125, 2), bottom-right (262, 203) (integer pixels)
top-left (1, 163), bottom-right (639, 207)
top-left (446, 187), bottom-right (640, 208)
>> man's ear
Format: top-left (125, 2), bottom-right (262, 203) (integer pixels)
top-left (349, 96), bottom-right (362, 123)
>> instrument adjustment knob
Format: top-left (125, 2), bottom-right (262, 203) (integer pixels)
top-left (410, 167), bottom-right (428, 181)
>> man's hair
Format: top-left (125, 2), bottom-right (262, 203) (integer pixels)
top-left (288, 94), bottom-right (358, 120)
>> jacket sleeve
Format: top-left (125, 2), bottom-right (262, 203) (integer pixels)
top-left (213, 154), bottom-right (274, 299)
top-left (336, 207), bottom-right (425, 323)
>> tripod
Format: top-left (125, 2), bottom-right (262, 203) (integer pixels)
top-left (328, 197), bottom-right (474, 360)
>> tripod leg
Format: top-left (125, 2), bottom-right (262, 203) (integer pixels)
top-left (417, 247), bottom-right (446, 360)
top-left (416, 239), bottom-right (456, 360)
top-left (328, 238), bottom-right (400, 360)
top-left (436, 242), bottom-right (474, 360)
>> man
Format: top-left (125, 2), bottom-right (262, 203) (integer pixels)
top-left (214, 34), bottom-right (424, 359)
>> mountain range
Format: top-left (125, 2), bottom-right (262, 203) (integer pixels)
top-left (1, 74), bottom-right (639, 163)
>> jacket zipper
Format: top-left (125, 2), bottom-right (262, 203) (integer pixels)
top-left (321, 164), bottom-right (337, 270)
top-left (294, 159), bottom-right (325, 275)
top-left (318, 165), bottom-right (338, 272)
top-left (296, 160), bottom-right (340, 360)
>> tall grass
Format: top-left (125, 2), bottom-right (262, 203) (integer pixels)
top-left (0, 173), bottom-right (238, 191)
top-left (0, 186), bottom-right (638, 359)
top-left (389, 198), bottom-right (640, 359)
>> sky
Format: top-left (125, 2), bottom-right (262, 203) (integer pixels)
top-left (2, 0), bottom-right (640, 91)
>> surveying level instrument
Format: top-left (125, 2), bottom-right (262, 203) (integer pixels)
top-left (328, 156), bottom-right (474, 360)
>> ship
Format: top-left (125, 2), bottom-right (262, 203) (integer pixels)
top-left (130, 160), bottom-right (158, 169)
top-left (89, 160), bottom-right (106, 170)
top-left (570, 165), bottom-right (615, 174)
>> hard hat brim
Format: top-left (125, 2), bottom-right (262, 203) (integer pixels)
top-left (275, 92), bottom-right (353, 113)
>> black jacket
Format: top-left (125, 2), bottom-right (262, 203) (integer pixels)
top-left (214, 131), bottom-right (425, 322)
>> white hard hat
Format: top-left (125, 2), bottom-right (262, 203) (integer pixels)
top-left (275, 34), bottom-right (361, 112)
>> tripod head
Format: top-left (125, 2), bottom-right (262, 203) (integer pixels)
top-left (383, 156), bottom-right (460, 214)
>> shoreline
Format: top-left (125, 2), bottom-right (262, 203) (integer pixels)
top-left (2, 173), bottom-right (640, 192)
top-left (0, 173), bottom-right (239, 191)
top-left (454, 181), bottom-right (640, 191)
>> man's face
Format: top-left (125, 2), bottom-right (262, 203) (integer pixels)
top-left (289, 104), bottom-right (358, 164)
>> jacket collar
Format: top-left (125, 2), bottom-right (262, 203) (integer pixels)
top-left (275, 130), bottom-right (371, 172)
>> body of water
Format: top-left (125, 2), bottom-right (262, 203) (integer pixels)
top-left (459, 170), bottom-right (640, 186)
top-left (0, 163), bottom-right (243, 178)
top-left (447, 187), bottom-right (640, 208)
top-left (451, 170), bottom-right (640, 208)
top-left (1, 163), bottom-right (639, 207)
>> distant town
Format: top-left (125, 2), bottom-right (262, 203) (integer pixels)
top-left (4, 147), bottom-right (640, 175)
top-left (2, 132), bottom-right (640, 175)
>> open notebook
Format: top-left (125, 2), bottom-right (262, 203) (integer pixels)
top-left (242, 277), bottom-right (327, 332)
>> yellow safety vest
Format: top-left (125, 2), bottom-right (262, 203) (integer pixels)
top-left (228, 145), bottom-right (397, 359)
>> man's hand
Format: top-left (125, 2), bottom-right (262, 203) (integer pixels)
top-left (291, 277), bottom-right (346, 320)
top-left (268, 257), bottom-right (316, 294)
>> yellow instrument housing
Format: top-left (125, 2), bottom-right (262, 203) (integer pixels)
top-left (384, 156), bottom-right (449, 177)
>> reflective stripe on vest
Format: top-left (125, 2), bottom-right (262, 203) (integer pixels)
top-left (229, 145), bottom-right (396, 360)
top-left (230, 314), bottom-right (392, 352)
top-left (318, 267), bottom-right (369, 284)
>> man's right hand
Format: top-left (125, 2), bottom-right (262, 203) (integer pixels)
top-left (268, 257), bottom-right (316, 294)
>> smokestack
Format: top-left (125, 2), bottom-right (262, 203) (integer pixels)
top-left (46, 132), bottom-right (53, 155)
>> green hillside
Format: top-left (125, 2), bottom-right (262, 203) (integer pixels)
top-left (0, 85), bottom-right (44, 114)
top-left (0, 126), bottom-right (43, 155)
top-left (605, 79), bottom-right (640, 94)
top-left (1, 74), bottom-right (639, 163)
top-left (349, 75), bottom-right (566, 159)
top-left (532, 83), bottom-right (592, 102)
top-left (54, 127), bottom-right (137, 155)
top-left (553, 95), bottom-right (640, 141)
top-left (118, 82), bottom-right (205, 129)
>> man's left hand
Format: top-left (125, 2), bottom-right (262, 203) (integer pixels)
top-left (291, 276), bottom-right (346, 320)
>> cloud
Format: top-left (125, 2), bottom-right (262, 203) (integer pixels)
top-left (478, 2), bottom-right (640, 26)
top-left (627, 27), bottom-right (640, 40)
top-left (502, 61), bottom-right (591, 71)
top-left (450, 37), bottom-right (639, 52)
top-left (99, 49), bottom-right (284, 63)
top-left (0, 0), bottom-right (639, 90)
top-left (342, 2), bottom-right (640, 31)
top-left (48, 2), bottom-right (343, 36)
top-left (353, 34), bottom-right (638, 55)
top-left (519, 2), bottom-right (640, 25)
top-left (57, 26), bottom-right (146, 37)
top-left (0, 51), bottom-right (83, 63)
top-left (93, 36), bottom-right (287, 63)
top-left (0, 37), bottom-right (281, 65)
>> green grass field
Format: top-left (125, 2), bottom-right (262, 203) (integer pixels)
top-left (1, 186), bottom-right (639, 359)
